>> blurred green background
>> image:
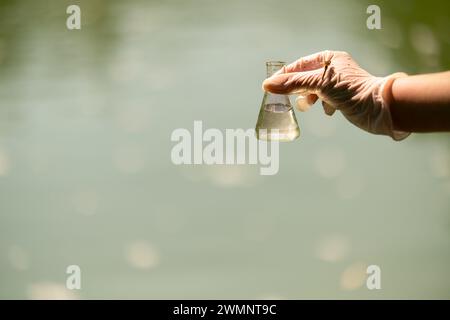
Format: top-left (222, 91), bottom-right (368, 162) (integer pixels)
top-left (0, 0), bottom-right (449, 299)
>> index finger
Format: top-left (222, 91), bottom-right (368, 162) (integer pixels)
top-left (273, 50), bottom-right (334, 76)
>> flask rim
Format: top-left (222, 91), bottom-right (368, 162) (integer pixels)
top-left (266, 61), bottom-right (286, 67)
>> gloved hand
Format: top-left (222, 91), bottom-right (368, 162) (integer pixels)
top-left (262, 50), bottom-right (410, 141)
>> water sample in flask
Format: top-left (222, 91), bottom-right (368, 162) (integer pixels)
top-left (255, 61), bottom-right (300, 142)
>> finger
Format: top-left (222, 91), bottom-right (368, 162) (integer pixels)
top-left (295, 94), bottom-right (318, 112)
top-left (273, 50), bottom-right (335, 76)
top-left (262, 69), bottom-right (322, 94)
top-left (322, 100), bottom-right (336, 116)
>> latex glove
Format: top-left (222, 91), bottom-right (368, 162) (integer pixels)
top-left (262, 50), bottom-right (410, 141)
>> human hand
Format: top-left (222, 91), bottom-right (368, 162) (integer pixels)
top-left (262, 50), bottom-right (410, 140)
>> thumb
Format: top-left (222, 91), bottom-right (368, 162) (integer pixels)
top-left (295, 94), bottom-right (318, 112)
top-left (262, 70), bottom-right (322, 95)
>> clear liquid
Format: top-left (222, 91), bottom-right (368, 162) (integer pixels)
top-left (256, 103), bottom-right (300, 142)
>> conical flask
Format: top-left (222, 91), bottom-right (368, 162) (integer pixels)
top-left (255, 61), bottom-right (300, 142)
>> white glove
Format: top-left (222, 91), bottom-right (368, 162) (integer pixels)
top-left (262, 50), bottom-right (410, 141)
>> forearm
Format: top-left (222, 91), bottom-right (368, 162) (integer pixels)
top-left (388, 71), bottom-right (450, 132)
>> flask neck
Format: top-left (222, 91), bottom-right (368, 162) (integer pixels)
top-left (266, 61), bottom-right (285, 77)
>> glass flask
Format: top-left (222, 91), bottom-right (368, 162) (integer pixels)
top-left (255, 61), bottom-right (300, 142)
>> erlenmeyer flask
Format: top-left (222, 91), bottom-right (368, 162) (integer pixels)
top-left (255, 61), bottom-right (300, 142)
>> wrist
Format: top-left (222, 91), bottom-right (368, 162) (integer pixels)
top-left (381, 72), bottom-right (408, 107)
top-left (379, 72), bottom-right (410, 141)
